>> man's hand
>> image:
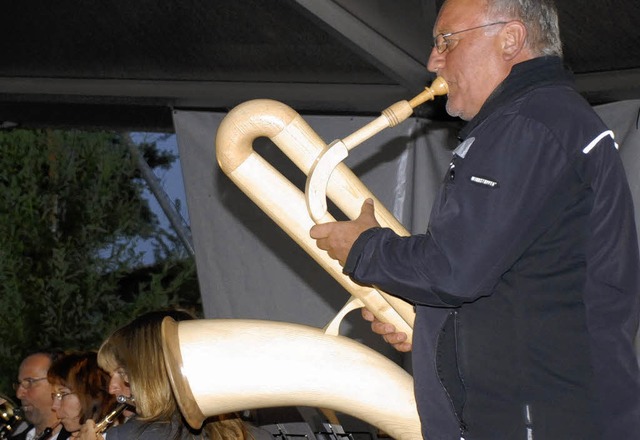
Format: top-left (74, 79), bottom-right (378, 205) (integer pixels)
top-left (310, 198), bottom-right (380, 266)
top-left (361, 308), bottom-right (412, 352)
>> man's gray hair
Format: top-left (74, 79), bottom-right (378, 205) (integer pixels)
top-left (486, 0), bottom-right (563, 57)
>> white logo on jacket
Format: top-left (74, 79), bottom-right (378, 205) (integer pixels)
top-left (470, 176), bottom-right (499, 188)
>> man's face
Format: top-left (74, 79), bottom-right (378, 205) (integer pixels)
top-left (15, 354), bottom-right (59, 430)
top-left (427, 0), bottom-right (507, 120)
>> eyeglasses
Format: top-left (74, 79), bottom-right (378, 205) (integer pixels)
top-left (51, 391), bottom-right (75, 401)
top-left (13, 377), bottom-right (47, 391)
top-left (433, 21), bottom-right (508, 54)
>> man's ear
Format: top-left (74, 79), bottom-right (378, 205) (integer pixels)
top-left (500, 21), bottom-right (527, 60)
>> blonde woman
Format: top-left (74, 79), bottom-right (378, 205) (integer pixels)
top-left (78, 310), bottom-right (271, 440)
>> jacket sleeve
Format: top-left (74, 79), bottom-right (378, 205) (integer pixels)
top-left (344, 115), bottom-right (582, 307)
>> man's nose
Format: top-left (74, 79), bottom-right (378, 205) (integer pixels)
top-left (15, 385), bottom-right (26, 400)
top-left (427, 46), bottom-right (445, 73)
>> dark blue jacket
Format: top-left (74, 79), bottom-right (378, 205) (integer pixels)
top-left (345, 57), bottom-right (640, 439)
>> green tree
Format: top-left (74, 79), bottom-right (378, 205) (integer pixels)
top-left (0, 129), bottom-right (200, 396)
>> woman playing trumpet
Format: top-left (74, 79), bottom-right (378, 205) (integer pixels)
top-left (78, 309), bottom-right (272, 440)
top-left (47, 351), bottom-right (119, 438)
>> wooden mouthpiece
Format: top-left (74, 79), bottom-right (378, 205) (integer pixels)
top-left (408, 76), bottom-right (449, 108)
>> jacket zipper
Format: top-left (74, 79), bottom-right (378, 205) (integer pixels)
top-left (453, 310), bottom-right (468, 440)
top-left (435, 310), bottom-right (468, 439)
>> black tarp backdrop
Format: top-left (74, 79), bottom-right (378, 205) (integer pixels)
top-left (173, 99), bottom-right (640, 367)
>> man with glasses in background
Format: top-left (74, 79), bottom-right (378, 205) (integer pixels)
top-left (12, 351), bottom-right (71, 440)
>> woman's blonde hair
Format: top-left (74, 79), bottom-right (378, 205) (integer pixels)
top-left (98, 309), bottom-right (248, 440)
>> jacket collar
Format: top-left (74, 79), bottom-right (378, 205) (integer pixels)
top-left (459, 56), bottom-right (575, 140)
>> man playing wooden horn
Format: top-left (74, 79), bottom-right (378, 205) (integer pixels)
top-left (310, 0), bottom-right (640, 438)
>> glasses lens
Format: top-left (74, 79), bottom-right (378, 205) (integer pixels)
top-left (51, 391), bottom-right (73, 401)
top-left (435, 34), bottom-right (446, 53)
top-left (14, 379), bottom-right (31, 390)
top-left (14, 377), bottom-right (45, 390)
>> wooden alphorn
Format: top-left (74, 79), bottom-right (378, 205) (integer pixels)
top-left (161, 78), bottom-right (448, 440)
top-left (214, 78), bottom-right (450, 338)
top-left (162, 318), bottom-right (421, 439)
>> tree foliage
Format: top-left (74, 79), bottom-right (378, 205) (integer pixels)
top-left (0, 129), bottom-right (200, 396)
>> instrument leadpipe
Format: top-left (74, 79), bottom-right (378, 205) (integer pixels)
top-left (94, 395), bottom-right (134, 433)
top-left (306, 77), bottom-right (448, 222)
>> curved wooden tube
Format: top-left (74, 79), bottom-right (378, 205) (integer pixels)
top-left (306, 77), bottom-right (448, 221)
top-left (216, 98), bottom-right (416, 338)
top-left (161, 318), bottom-right (422, 440)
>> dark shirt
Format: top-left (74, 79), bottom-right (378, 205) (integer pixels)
top-left (104, 418), bottom-right (201, 440)
top-left (10, 425), bottom-right (72, 440)
top-left (104, 417), bottom-right (274, 440)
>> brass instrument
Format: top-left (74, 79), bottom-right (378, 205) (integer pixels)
top-left (162, 78), bottom-right (448, 440)
top-left (94, 395), bottom-right (135, 433)
top-left (0, 395), bottom-right (24, 439)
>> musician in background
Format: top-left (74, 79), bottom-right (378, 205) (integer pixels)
top-left (47, 352), bottom-right (116, 437)
top-left (78, 309), bottom-right (273, 440)
top-left (12, 351), bottom-right (71, 440)
top-left (311, 0), bottom-right (640, 438)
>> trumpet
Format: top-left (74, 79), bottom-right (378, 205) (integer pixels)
top-left (0, 396), bottom-right (24, 439)
top-left (94, 395), bottom-right (135, 433)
